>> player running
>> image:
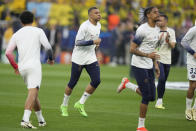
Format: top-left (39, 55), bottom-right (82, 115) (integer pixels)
top-left (60, 7), bottom-right (101, 117)
top-left (117, 7), bottom-right (160, 131)
top-left (155, 14), bottom-right (176, 109)
top-left (181, 20), bottom-right (196, 121)
top-left (6, 11), bottom-right (54, 129)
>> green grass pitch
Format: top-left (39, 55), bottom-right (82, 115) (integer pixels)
top-left (0, 63), bottom-right (196, 131)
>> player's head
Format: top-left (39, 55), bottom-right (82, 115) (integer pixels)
top-left (157, 14), bottom-right (168, 27)
top-left (19, 11), bottom-right (34, 25)
top-left (144, 6), bottom-right (159, 22)
top-left (88, 7), bottom-right (101, 22)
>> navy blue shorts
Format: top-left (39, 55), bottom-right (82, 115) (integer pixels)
top-left (68, 61), bottom-right (101, 89)
top-left (132, 66), bottom-right (156, 105)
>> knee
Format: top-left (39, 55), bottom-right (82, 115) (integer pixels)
top-left (142, 98), bottom-right (149, 105)
top-left (150, 96), bottom-right (156, 102)
top-left (159, 76), bottom-right (166, 83)
top-left (142, 95), bottom-right (155, 104)
top-left (68, 81), bottom-right (77, 89)
top-left (91, 79), bottom-right (101, 88)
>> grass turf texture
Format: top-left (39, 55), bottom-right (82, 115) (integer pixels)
top-left (0, 63), bottom-right (195, 131)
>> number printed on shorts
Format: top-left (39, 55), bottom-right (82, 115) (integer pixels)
top-left (190, 68), bottom-right (196, 74)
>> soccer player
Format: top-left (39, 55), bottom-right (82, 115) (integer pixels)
top-left (181, 22), bottom-right (196, 121)
top-left (6, 11), bottom-right (54, 128)
top-left (155, 14), bottom-right (176, 109)
top-left (60, 7), bottom-right (101, 117)
top-left (117, 7), bottom-right (160, 131)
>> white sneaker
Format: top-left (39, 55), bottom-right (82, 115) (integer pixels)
top-left (39, 121), bottom-right (46, 127)
top-left (192, 108), bottom-right (196, 121)
top-left (185, 109), bottom-right (193, 120)
top-left (155, 104), bottom-right (165, 109)
top-left (117, 77), bottom-right (129, 93)
top-left (155, 100), bottom-right (165, 109)
top-left (21, 120), bottom-right (37, 129)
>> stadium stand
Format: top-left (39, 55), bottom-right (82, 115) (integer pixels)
top-left (0, 0), bottom-right (196, 65)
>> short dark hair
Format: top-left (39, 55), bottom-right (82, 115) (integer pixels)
top-left (19, 11), bottom-right (34, 24)
top-left (160, 14), bottom-right (168, 21)
top-left (144, 6), bottom-right (157, 18)
top-left (88, 7), bottom-right (98, 14)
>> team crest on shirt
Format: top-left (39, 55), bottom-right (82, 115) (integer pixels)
top-left (191, 74), bottom-right (195, 78)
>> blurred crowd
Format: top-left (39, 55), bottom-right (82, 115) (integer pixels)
top-left (0, 0), bottom-right (196, 66)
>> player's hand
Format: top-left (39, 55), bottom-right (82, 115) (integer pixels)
top-left (93, 38), bottom-right (101, 46)
top-left (47, 59), bottom-right (54, 65)
top-left (165, 32), bottom-right (170, 44)
top-left (147, 52), bottom-right (160, 60)
top-left (15, 68), bottom-right (20, 75)
top-left (159, 32), bottom-right (164, 41)
top-left (194, 53), bottom-right (196, 59)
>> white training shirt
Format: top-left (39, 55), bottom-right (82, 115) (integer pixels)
top-left (182, 26), bottom-right (196, 66)
top-left (156, 27), bottom-right (176, 64)
top-left (131, 23), bottom-right (160, 69)
top-left (72, 20), bottom-right (101, 65)
top-left (6, 26), bottom-right (52, 71)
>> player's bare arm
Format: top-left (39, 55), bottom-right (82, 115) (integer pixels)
top-left (154, 60), bottom-right (160, 78)
top-left (130, 42), bottom-right (160, 60)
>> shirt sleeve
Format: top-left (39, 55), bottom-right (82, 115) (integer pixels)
top-left (132, 27), bottom-right (145, 45)
top-left (75, 24), bottom-right (87, 44)
top-left (39, 29), bottom-right (52, 50)
top-left (181, 27), bottom-right (196, 55)
top-left (5, 35), bottom-right (18, 69)
top-left (169, 29), bottom-right (176, 43)
top-left (76, 40), bottom-right (94, 46)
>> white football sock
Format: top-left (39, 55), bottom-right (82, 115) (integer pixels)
top-left (125, 82), bottom-right (138, 92)
top-left (156, 98), bottom-right (163, 105)
top-left (193, 98), bottom-right (196, 109)
top-left (35, 110), bottom-right (45, 122)
top-left (22, 109), bottom-right (31, 122)
top-left (186, 97), bottom-right (193, 110)
top-left (79, 92), bottom-right (91, 104)
top-left (62, 94), bottom-right (70, 106)
top-left (138, 117), bottom-right (145, 128)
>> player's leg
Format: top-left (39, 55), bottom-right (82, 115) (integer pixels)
top-left (192, 83), bottom-right (196, 121)
top-left (29, 67), bottom-right (46, 126)
top-left (132, 66), bottom-right (150, 131)
top-left (148, 68), bottom-right (156, 103)
top-left (138, 83), bottom-right (150, 131)
top-left (156, 62), bottom-right (165, 108)
top-left (117, 77), bottom-right (142, 95)
top-left (185, 65), bottom-right (196, 120)
top-left (138, 103), bottom-right (148, 131)
top-left (117, 66), bottom-right (141, 95)
top-left (61, 62), bottom-right (83, 116)
top-left (21, 88), bottom-right (38, 129)
top-left (74, 61), bottom-right (101, 117)
top-left (20, 69), bottom-right (38, 129)
top-left (161, 64), bottom-right (171, 104)
top-left (186, 80), bottom-right (196, 120)
top-left (156, 63), bottom-right (170, 109)
top-left (34, 96), bottom-right (46, 126)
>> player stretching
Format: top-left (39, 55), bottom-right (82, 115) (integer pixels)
top-left (117, 7), bottom-right (160, 131)
top-left (155, 14), bottom-right (176, 109)
top-left (181, 22), bottom-right (196, 121)
top-left (6, 11), bottom-right (54, 128)
top-left (60, 7), bottom-right (101, 117)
